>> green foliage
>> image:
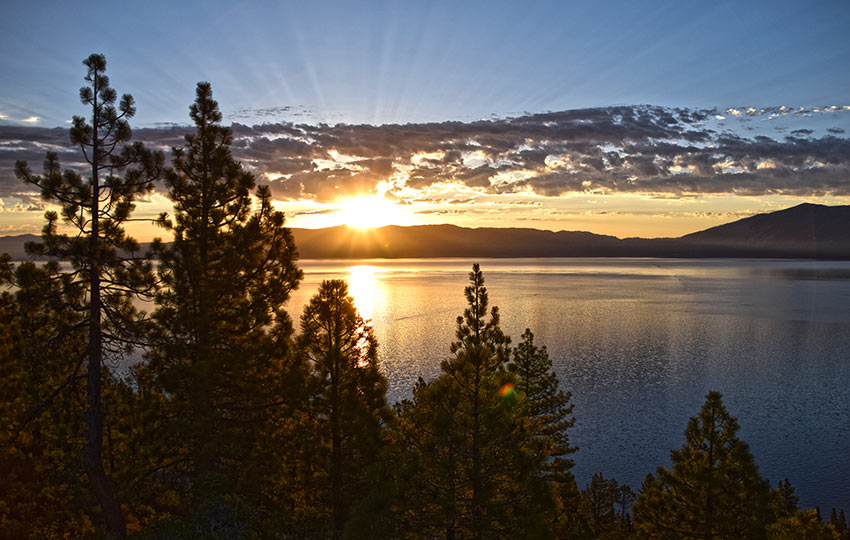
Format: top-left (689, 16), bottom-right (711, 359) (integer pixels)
top-left (550, 474), bottom-right (594, 540)
top-left (15, 54), bottom-right (162, 314)
top-left (509, 328), bottom-right (577, 482)
top-left (0, 261), bottom-right (93, 539)
top-left (772, 478), bottom-right (800, 518)
top-left (142, 82), bottom-right (303, 533)
top-left (12, 53), bottom-right (163, 537)
top-left (0, 260), bottom-right (178, 537)
top-left (295, 279), bottom-right (391, 540)
top-left (830, 508), bottom-right (848, 539)
top-left (634, 391), bottom-right (773, 540)
top-left (391, 264), bottom-right (553, 540)
top-left (767, 510), bottom-right (839, 540)
top-left (579, 473), bottom-right (636, 539)
top-left (507, 328), bottom-right (584, 537)
top-left (6, 57), bottom-right (845, 538)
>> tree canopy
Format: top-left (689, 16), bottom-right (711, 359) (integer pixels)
top-left (634, 391), bottom-right (773, 540)
top-left (12, 53), bottom-right (163, 537)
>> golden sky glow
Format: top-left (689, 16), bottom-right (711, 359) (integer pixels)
top-left (335, 196), bottom-right (413, 229)
top-left (3, 104), bottom-right (850, 241)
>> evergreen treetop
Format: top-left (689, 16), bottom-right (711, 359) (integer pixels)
top-left (143, 81), bottom-right (302, 532)
top-left (634, 390), bottom-right (773, 540)
top-left (13, 53), bottom-right (163, 537)
top-left (509, 328), bottom-right (577, 485)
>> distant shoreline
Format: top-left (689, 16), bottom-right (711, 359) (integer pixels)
top-left (3, 202), bottom-right (849, 261)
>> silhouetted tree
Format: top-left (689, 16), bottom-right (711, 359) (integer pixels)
top-left (144, 82), bottom-right (302, 530)
top-left (393, 264), bottom-right (553, 540)
top-left (0, 259), bottom-right (93, 538)
top-left (831, 509), bottom-right (847, 537)
top-left (582, 473), bottom-right (637, 539)
top-left (772, 478), bottom-right (800, 518)
top-left (509, 328), bottom-right (582, 536)
top-left (615, 484), bottom-right (637, 538)
top-left (766, 509), bottom-right (839, 540)
top-left (634, 391), bottom-right (773, 540)
top-left (13, 53), bottom-right (162, 536)
top-left (296, 279), bottom-right (390, 540)
top-left (0, 260), bottom-right (175, 536)
top-left (509, 328), bottom-right (577, 481)
top-left (446, 263), bottom-right (513, 538)
top-left (585, 473), bottom-right (617, 538)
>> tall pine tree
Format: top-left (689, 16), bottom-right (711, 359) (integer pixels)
top-left (14, 54), bottom-right (162, 536)
top-left (634, 391), bottom-right (773, 540)
top-left (296, 279), bottom-right (390, 540)
top-left (508, 329), bottom-right (583, 538)
top-left (508, 328), bottom-right (577, 482)
top-left (394, 264), bottom-right (553, 540)
top-left (145, 82), bottom-right (302, 529)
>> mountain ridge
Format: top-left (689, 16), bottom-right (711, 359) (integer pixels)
top-left (2, 203), bottom-right (848, 260)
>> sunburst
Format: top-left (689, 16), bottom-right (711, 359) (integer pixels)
top-left (336, 196), bottom-right (409, 228)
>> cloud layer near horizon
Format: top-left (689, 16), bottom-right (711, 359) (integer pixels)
top-left (2, 104), bottom-right (850, 209)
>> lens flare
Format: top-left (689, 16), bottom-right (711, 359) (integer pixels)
top-left (498, 382), bottom-right (515, 398)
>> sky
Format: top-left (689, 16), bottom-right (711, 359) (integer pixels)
top-left (1, 0), bottom-right (849, 239)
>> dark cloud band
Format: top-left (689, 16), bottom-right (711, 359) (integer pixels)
top-left (2, 104), bottom-right (849, 204)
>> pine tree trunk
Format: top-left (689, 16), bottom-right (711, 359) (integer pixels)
top-left (331, 344), bottom-right (344, 540)
top-left (705, 412), bottom-right (715, 540)
top-left (192, 137), bottom-right (214, 485)
top-left (83, 97), bottom-right (126, 536)
top-left (446, 440), bottom-right (458, 540)
top-left (471, 354), bottom-right (482, 540)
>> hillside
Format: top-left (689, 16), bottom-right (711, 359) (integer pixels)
top-left (680, 203), bottom-right (850, 254)
top-left (3, 204), bottom-right (849, 260)
top-left (0, 234), bottom-right (40, 261)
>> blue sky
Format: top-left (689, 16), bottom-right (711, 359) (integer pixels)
top-left (2, 0), bottom-right (848, 127)
top-left (1, 0), bottom-right (849, 238)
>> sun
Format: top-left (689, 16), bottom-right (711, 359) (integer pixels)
top-left (336, 196), bottom-right (409, 228)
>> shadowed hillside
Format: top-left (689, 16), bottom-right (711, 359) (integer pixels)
top-left (4, 204), bottom-right (850, 260)
top-left (681, 203), bottom-right (850, 250)
top-left (290, 203), bottom-right (850, 259)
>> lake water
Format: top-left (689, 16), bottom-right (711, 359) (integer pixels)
top-left (288, 258), bottom-right (850, 512)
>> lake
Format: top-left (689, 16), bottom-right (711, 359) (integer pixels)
top-left (288, 258), bottom-right (850, 512)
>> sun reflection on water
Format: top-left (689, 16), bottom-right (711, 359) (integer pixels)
top-left (347, 265), bottom-right (378, 321)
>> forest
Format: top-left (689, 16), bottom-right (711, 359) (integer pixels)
top-left (1, 54), bottom-right (847, 540)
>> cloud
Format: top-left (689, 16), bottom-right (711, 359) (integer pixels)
top-left (289, 208), bottom-right (338, 217)
top-left (726, 105), bottom-right (850, 119)
top-left (1, 105), bottom-right (849, 206)
top-left (228, 105), bottom-right (313, 120)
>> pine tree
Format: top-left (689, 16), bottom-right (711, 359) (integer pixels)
top-left (393, 264), bottom-right (553, 540)
top-left (828, 508), bottom-right (848, 539)
top-left (445, 263), bottom-right (513, 539)
top-left (508, 329), bottom-right (582, 537)
top-left (144, 82), bottom-right (302, 527)
top-left (0, 260), bottom-right (93, 538)
top-left (296, 279), bottom-right (390, 540)
top-left (633, 391), bottom-right (773, 540)
top-left (508, 328), bottom-right (577, 482)
top-left (766, 509), bottom-right (840, 540)
top-left (13, 54), bottom-right (163, 536)
top-left (615, 484), bottom-right (637, 538)
top-left (773, 478), bottom-right (800, 517)
top-left (584, 473), bottom-right (617, 538)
